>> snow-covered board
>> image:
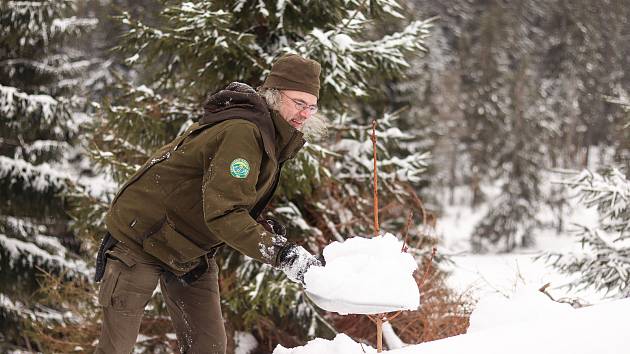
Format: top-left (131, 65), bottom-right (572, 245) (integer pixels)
top-left (303, 234), bottom-right (420, 315)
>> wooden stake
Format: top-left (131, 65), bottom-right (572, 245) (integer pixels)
top-left (376, 316), bottom-right (383, 352)
top-left (371, 120), bottom-right (379, 237)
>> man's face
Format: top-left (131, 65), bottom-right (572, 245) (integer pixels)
top-left (277, 90), bottom-right (318, 131)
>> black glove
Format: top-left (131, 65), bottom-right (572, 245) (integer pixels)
top-left (316, 253), bottom-right (326, 267)
top-left (277, 244), bottom-right (323, 284)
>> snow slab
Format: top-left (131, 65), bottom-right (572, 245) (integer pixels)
top-left (303, 233), bottom-right (420, 315)
top-left (274, 289), bottom-right (630, 354)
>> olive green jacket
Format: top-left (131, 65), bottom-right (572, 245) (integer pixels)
top-left (105, 83), bottom-right (305, 275)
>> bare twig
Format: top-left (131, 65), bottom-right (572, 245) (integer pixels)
top-left (386, 310), bottom-right (403, 322)
top-left (539, 283), bottom-right (555, 301)
top-left (401, 211), bottom-right (413, 252)
top-left (420, 247), bottom-right (437, 288)
top-left (407, 186), bottom-right (428, 225)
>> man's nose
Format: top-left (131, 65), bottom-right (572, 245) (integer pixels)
top-left (299, 109), bottom-right (311, 119)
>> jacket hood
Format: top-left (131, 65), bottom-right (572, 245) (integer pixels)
top-left (199, 82), bottom-right (304, 162)
top-left (200, 82), bottom-right (277, 160)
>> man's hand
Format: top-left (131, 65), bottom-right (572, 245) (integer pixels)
top-left (277, 244), bottom-right (323, 284)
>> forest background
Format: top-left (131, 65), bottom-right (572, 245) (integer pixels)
top-left (1, 0), bottom-right (629, 353)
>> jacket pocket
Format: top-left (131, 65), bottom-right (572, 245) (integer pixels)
top-left (98, 259), bottom-right (122, 308)
top-left (142, 219), bottom-right (206, 276)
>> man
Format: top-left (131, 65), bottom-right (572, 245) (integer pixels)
top-left (94, 54), bottom-right (323, 354)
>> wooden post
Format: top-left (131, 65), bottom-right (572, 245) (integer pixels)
top-left (371, 119), bottom-right (379, 237)
top-left (376, 316), bottom-right (383, 352)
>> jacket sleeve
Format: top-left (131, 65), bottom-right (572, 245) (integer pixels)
top-left (202, 122), bottom-right (284, 266)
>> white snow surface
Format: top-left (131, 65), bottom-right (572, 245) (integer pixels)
top-left (234, 331), bottom-right (258, 354)
top-left (303, 233), bottom-right (420, 315)
top-left (274, 288), bottom-right (630, 354)
top-left (467, 286), bottom-right (574, 333)
top-left (274, 333), bottom-right (377, 354)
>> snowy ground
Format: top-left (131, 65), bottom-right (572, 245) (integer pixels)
top-left (274, 291), bottom-right (630, 354)
top-left (437, 185), bottom-right (606, 304)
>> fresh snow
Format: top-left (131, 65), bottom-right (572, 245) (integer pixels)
top-left (274, 333), bottom-right (377, 354)
top-left (436, 181), bottom-right (615, 303)
top-left (467, 287), bottom-right (573, 332)
top-left (274, 288), bottom-right (630, 353)
top-left (234, 331), bottom-right (258, 354)
top-left (304, 234), bottom-right (420, 315)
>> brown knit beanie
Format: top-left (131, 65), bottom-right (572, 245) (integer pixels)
top-left (262, 54), bottom-right (321, 98)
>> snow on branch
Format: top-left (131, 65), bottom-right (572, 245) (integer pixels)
top-left (117, 5), bottom-right (259, 71)
top-left (1, 216), bottom-right (43, 238)
top-left (0, 293), bottom-right (38, 323)
top-left (542, 226), bottom-right (630, 297)
top-left (1, 58), bottom-right (91, 77)
top-left (1, 84), bottom-right (57, 119)
top-left (232, 0), bottom-right (404, 24)
top-left (0, 84), bottom-right (72, 139)
top-left (0, 156), bottom-right (70, 195)
top-left (16, 139), bottom-right (70, 160)
top-left (3, 1), bottom-right (96, 47)
top-left (541, 167), bottom-right (630, 298)
top-left (563, 168), bottom-right (630, 235)
top-left (290, 18), bottom-right (432, 97)
top-left (51, 16), bottom-right (98, 35)
top-left (0, 292), bottom-right (69, 329)
top-left (0, 233), bottom-right (89, 276)
top-left (330, 113), bottom-right (430, 190)
top-left (1, 216), bottom-right (71, 260)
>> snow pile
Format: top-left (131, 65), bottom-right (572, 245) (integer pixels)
top-left (274, 288), bottom-right (630, 354)
top-left (304, 233), bottom-right (420, 314)
top-left (274, 333), bottom-right (376, 354)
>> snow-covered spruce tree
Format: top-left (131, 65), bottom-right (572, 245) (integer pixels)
top-left (0, 0), bottom-right (97, 351)
top-left (46, 0), bottom-right (434, 352)
top-left (455, 3), bottom-right (556, 253)
top-left (542, 96), bottom-right (630, 298)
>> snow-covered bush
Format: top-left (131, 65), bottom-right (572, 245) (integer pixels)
top-left (542, 95), bottom-right (630, 298)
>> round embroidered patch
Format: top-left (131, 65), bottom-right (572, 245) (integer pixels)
top-left (230, 158), bottom-right (250, 178)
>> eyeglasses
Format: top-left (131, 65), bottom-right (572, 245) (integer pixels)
top-left (280, 91), bottom-right (318, 115)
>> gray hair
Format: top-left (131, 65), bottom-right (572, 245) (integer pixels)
top-left (257, 87), bottom-right (328, 142)
top-left (257, 87), bottom-right (283, 111)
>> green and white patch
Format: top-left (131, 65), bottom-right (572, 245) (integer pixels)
top-left (230, 158), bottom-right (250, 178)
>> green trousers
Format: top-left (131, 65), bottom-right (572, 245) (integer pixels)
top-left (95, 243), bottom-right (226, 354)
